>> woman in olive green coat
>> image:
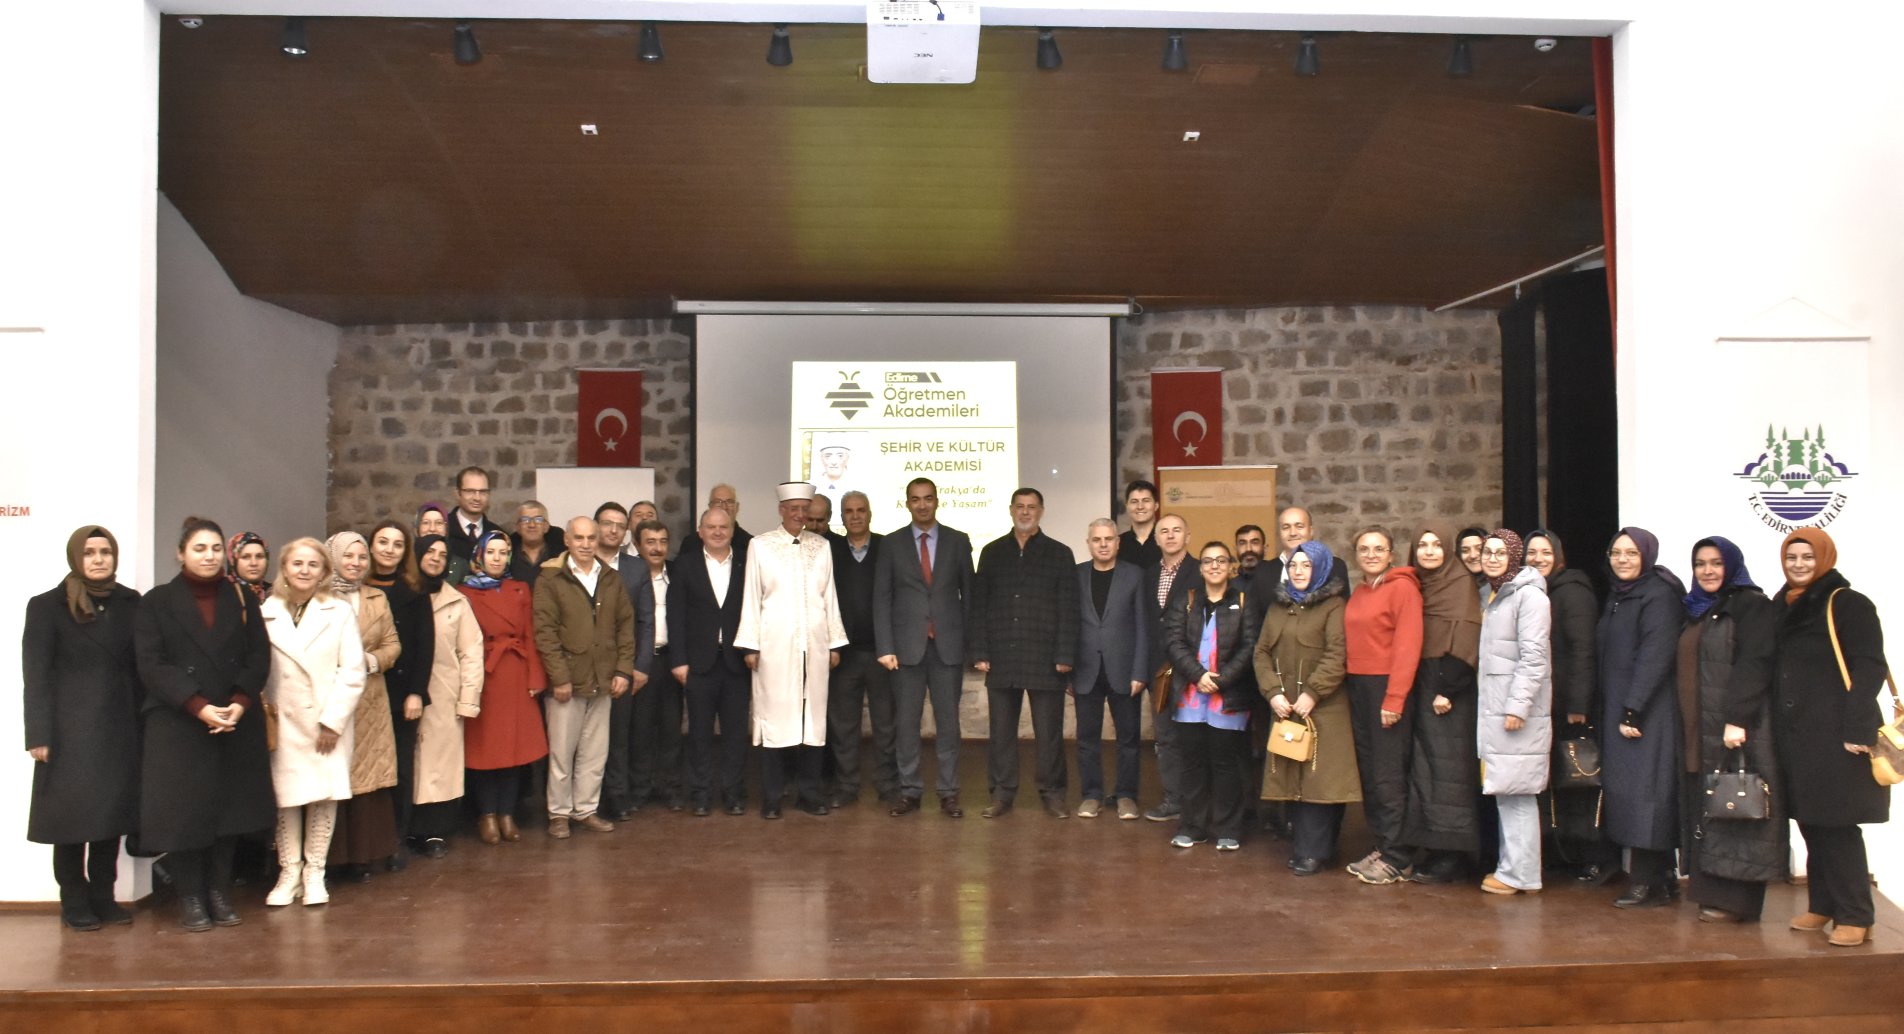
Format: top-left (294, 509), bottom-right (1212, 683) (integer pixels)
top-left (1256, 541), bottom-right (1356, 875)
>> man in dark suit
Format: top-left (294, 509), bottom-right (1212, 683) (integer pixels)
top-left (1072, 519), bottom-right (1151, 820)
top-left (667, 506), bottom-right (751, 816)
top-left (444, 465), bottom-right (505, 566)
top-left (874, 477), bottom-right (973, 818)
top-left (1142, 513), bottom-right (1195, 821)
top-left (827, 491), bottom-right (894, 807)
top-left (627, 518), bottom-right (684, 811)
top-left (602, 504), bottom-right (656, 821)
top-left (676, 483), bottom-right (753, 560)
top-left (971, 487), bottom-right (1078, 819)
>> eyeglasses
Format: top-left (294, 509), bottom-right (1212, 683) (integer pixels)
top-left (1199, 557), bottom-right (1232, 567)
top-left (459, 487), bottom-right (491, 495)
top-left (1481, 549), bottom-right (1510, 560)
top-left (1355, 546), bottom-right (1390, 556)
top-left (518, 516), bottom-right (547, 526)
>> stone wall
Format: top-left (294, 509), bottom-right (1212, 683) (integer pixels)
top-left (1115, 305), bottom-right (1504, 553)
top-left (328, 319), bottom-right (694, 532)
top-left (328, 305), bottom-right (1506, 555)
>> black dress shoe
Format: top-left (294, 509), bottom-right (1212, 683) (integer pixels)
top-left (206, 890), bottom-right (242, 927)
top-left (178, 895), bottom-right (213, 933)
top-left (1614, 883), bottom-right (1676, 909)
top-left (692, 803), bottom-right (712, 818)
top-left (60, 899), bottom-right (102, 932)
top-left (1698, 906), bottom-right (1747, 923)
top-left (91, 896), bottom-right (133, 927)
top-left (981, 799), bottom-right (1013, 819)
top-left (940, 795), bottom-right (964, 819)
top-left (1576, 863), bottom-right (1621, 886)
top-left (423, 838), bottom-right (450, 859)
top-left (762, 805), bottom-right (783, 820)
top-left (800, 802), bottom-right (830, 817)
top-left (725, 801), bottom-right (747, 817)
top-left (890, 796), bottom-right (922, 816)
top-left (1290, 857), bottom-right (1324, 877)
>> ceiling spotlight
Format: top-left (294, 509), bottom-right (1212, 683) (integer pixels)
top-left (767, 24), bottom-right (792, 67)
top-left (280, 17), bottom-right (309, 58)
top-left (638, 22), bottom-right (664, 62)
top-left (1036, 29), bottom-right (1062, 71)
top-left (1161, 30), bottom-right (1187, 72)
top-left (1448, 37), bottom-right (1473, 77)
top-left (1295, 34), bottom-right (1320, 77)
top-left (454, 21), bottom-right (482, 65)
top-left (178, 17), bottom-right (204, 29)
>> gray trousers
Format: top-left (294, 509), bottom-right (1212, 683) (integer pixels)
top-left (545, 693), bottom-right (612, 820)
top-left (892, 641), bottom-right (963, 800)
top-left (1147, 680), bottom-right (1184, 805)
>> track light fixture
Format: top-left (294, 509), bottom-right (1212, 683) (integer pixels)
top-left (453, 21), bottom-right (482, 65)
top-left (1295, 34), bottom-right (1319, 77)
top-left (1448, 37), bottom-right (1472, 77)
top-left (1161, 30), bottom-right (1187, 72)
top-left (638, 22), bottom-right (664, 62)
top-left (280, 17), bottom-right (308, 58)
top-left (767, 24), bottom-right (792, 67)
top-left (1036, 29), bottom-right (1061, 71)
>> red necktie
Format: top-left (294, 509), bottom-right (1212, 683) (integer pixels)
top-left (920, 531), bottom-right (935, 639)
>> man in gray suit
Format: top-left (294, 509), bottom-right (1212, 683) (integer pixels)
top-left (1071, 519), bottom-right (1151, 820)
top-left (874, 477), bottom-right (973, 818)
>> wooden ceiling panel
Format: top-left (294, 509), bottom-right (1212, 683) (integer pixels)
top-left (159, 17), bottom-right (1601, 323)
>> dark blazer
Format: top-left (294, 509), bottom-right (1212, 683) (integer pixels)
top-left (874, 523), bottom-right (974, 665)
top-left (666, 549), bottom-right (748, 676)
top-left (970, 530), bottom-right (1078, 693)
top-left (613, 555), bottom-right (658, 676)
top-left (1142, 556), bottom-right (1197, 677)
top-left (1771, 569), bottom-right (1890, 827)
top-left (1073, 560), bottom-right (1150, 695)
top-left (22, 584), bottom-right (142, 845)
top-left (446, 515), bottom-right (506, 569)
top-left (132, 574), bottom-right (275, 852)
top-left (1596, 566), bottom-right (1688, 850)
top-left (831, 532), bottom-right (883, 654)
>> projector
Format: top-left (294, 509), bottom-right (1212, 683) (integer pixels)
top-left (866, 0), bottom-right (981, 84)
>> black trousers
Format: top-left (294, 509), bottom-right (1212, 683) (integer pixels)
top-left (1346, 673), bottom-right (1416, 866)
top-left (1075, 679), bottom-right (1144, 801)
top-left (1629, 845), bottom-right (1677, 885)
top-left (1289, 801), bottom-right (1346, 863)
top-left (987, 687), bottom-right (1067, 803)
top-left (1176, 720), bottom-right (1250, 840)
top-left (763, 744), bottom-right (825, 809)
top-left (467, 767), bottom-right (522, 816)
top-left (52, 839), bottom-right (120, 907)
top-left (631, 648), bottom-right (684, 804)
top-left (166, 835), bottom-right (237, 897)
top-left (1798, 823), bottom-right (1875, 927)
top-left (686, 665), bottom-right (752, 807)
top-left (392, 713), bottom-right (419, 840)
top-left (827, 650), bottom-right (897, 799)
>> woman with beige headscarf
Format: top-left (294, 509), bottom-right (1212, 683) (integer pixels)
top-left (323, 531), bottom-right (403, 884)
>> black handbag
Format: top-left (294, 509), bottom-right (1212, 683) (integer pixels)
top-left (1702, 749), bottom-right (1770, 821)
top-left (1554, 734), bottom-right (1602, 790)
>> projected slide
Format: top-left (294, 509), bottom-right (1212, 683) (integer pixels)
top-left (790, 362), bottom-right (1018, 541)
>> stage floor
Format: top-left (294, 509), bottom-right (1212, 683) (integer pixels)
top-left (4, 741), bottom-right (1902, 1031)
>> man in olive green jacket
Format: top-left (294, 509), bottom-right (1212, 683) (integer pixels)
top-left (533, 516), bottom-right (637, 838)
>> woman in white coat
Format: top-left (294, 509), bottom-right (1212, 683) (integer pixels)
top-left (409, 535), bottom-right (483, 856)
top-left (1475, 529), bottom-right (1553, 896)
top-left (261, 538), bottom-right (366, 906)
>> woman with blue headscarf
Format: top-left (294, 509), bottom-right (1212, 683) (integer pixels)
top-left (1677, 536), bottom-right (1786, 922)
top-left (1255, 540), bottom-right (1355, 875)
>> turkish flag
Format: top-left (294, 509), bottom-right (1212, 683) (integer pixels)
top-left (1151, 368), bottom-right (1223, 482)
top-left (577, 369), bottom-right (643, 467)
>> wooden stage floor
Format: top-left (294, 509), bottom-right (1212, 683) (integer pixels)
top-left (4, 741), bottom-right (1902, 1032)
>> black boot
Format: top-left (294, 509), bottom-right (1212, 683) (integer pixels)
top-left (171, 848), bottom-right (213, 932)
top-left (85, 839), bottom-right (132, 926)
top-left (177, 894), bottom-right (213, 932)
top-left (1613, 883), bottom-right (1676, 909)
top-left (207, 836), bottom-right (241, 927)
top-left (53, 845), bottom-right (101, 931)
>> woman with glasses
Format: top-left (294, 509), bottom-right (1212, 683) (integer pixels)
top-left (1256, 541), bottom-right (1354, 875)
top-left (1342, 528), bottom-right (1423, 886)
top-left (1162, 542), bottom-right (1262, 852)
top-left (1597, 527), bottom-right (1687, 908)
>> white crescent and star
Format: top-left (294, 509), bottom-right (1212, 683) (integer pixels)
top-left (594, 407), bottom-right (628, 451)
top-left (1171, 410), bottom-right (1208, 457)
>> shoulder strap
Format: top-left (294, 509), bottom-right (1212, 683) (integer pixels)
top-left (233, 582), bottom-right (249, 625)
top-left (1826, 587), bottom-right (1850, 690)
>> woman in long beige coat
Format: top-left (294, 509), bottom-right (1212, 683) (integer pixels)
top-left (261, 538), bottom-right (366, 906)
top-left (1256, 541), bottom-right (1356, 875)
top-left (325, 531), bottom-right (402, 881)
top-left (409, 535), bottom-right (483, 856)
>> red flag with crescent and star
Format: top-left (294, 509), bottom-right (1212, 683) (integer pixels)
top-left (577, 369), bottom-right (643, 467)
top-left (1150, 368), bottom-right (1223, 483)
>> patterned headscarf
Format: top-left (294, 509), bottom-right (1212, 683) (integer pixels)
top-left (1683, 535), bottom-right (1758, 619)
top-left (326, 531), bottom-right (368, 597)
top-left (1484, 528), bottom-right (1525, 592)
top-left (63, 526), bottom-right (120, 624)
top-left (462, 529), bottom-right (513, 590)
top-left (225, 531), bottom-right (271, 601)
top-left (1283, 540), bottom-right (1335, 604)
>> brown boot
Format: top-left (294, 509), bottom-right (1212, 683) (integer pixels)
top-left (1790, 912), bottom-right (1832, 931)
top-left (1828, 925), bottom-right (1870, 947)
top-left (477, 814), bottom-right (501, 846)
top-left (575, 813), bottom-right (616, 833)
top-left (498, 814), bottom-right (521, 843)
top-left (548, 816), bottom-right (571, 840)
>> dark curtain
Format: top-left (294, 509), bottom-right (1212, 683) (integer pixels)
top-left (1541, 269), bottom-right (1619, 599)
top-left (1499, 293), bottom-right (1541, 533)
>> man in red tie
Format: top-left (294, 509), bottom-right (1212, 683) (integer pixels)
top-left (873, 478), bottom-right (974, 818)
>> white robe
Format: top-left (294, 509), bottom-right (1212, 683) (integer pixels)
top-left (262, 595), bottom-right (367, 807)
top-left (734, 527), bottom-right (848, 748)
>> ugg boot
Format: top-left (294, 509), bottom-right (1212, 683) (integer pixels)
top-left (265, 808), bottom-right (305, 906)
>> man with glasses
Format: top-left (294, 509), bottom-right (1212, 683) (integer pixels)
top-left (507, 500), bottom-right (563, 586)
top-left (445, 465), bottom-right (504, 568)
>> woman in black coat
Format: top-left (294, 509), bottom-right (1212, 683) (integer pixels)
top-left (1596, 526), bottom-right (1687, 909)
top-left (366, 519), bottom-right (435, 862)
top-left (22, 526), bottom-right (142, 930)
top-left (1525, 530), bottom-right (1618, 883)
top-left (133, 516), bottom-right (275, 932)
top-left (1770, 528), bottom-right (1888, 947)
top-left (1162, 541), bottom-right (1262, 851)
top-left (1677, 536), bottom-right (1785, 923)
top-left (1399, 524), bottom-right (1483, 882)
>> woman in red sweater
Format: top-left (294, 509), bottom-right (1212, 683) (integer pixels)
top-left (1343, 527), bottom-right (1424, 885)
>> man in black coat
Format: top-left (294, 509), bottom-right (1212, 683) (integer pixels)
top-left (666, 506), bottom-right (751, 816)
top-left (826, 491), bottom-right (895, 807)
top-left (971, 487), bottom-right (1078, 818)
top-left (444, 465), bottom-right (506, 566)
